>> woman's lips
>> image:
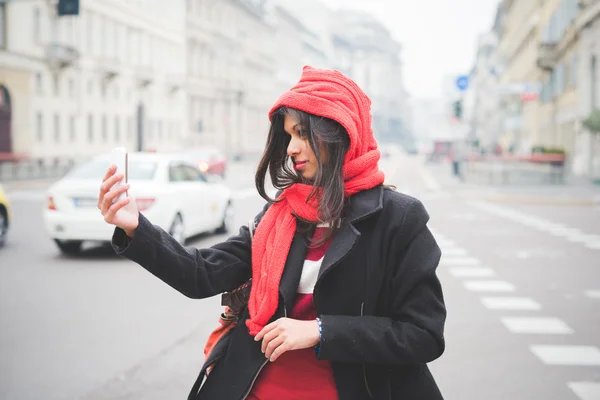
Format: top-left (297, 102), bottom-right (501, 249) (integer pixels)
top-left (294, 161), bottom-right (307, 170)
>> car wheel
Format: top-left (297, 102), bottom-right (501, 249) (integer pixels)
top-left (0, 209), bottom-right (8, 248)
top-left (216, 201), bottom-right (234, 234)
top-left (54, 239), bottom-right (83, 255)
top-left (169, 213), bottom-right (186, 245)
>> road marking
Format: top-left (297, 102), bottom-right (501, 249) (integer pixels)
top-left (584, 290), bottom-right (600, 299)
top-left (585, 242), bottom-right (600, 250)
top-left (441, 247), bottom-right (468, 256)
top-left (440, 257), bottom-right (481, 267)
top-left (449, 267), bottom-right (495, 278)
top-left (481, 297), bottom-right (541, 310)
top-left (530, 345), bottom-right (600, 366)
top-left (470, 201), bottom-right (600, 251)
top-left (463, 280), bottom-right (515, 292)
top-left (501, 317), bottom-right (573, 334)
top-left (568, 382), bottom-right (600, 400)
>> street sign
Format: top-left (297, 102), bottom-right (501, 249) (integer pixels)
top-left (456, 75), bottom-right (469, 91)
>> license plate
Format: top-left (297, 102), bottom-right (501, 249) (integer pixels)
top-left (73, 197), bottom-right (97, 208)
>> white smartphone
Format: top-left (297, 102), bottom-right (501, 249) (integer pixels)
top-left (109, 147), bottom-right (128, 202)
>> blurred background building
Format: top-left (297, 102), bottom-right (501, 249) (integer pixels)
top-left (0, 0), bottom-right (412, 164)
top-left (0, 0), bottom-right (188, 161)
top-left (457, 0), bottom-right (600, 180)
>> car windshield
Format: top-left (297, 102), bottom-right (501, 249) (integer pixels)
top-left (67, 159), bottom-right (158, 180)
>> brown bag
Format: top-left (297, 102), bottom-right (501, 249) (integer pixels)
top-left (202, 218), bottom-right (255, 375)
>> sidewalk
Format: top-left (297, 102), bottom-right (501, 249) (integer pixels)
top-left (424, 161), bottom-right (600, 206)
top-left (1, 178), bottom-right (58, 192)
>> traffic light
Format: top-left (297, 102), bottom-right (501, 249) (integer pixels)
top-left (453, 100), bottom-right (463, 120)
top-left (57, 0), bottom-right (80, 16)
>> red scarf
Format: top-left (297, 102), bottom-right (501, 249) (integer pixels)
top-left (246, 66), bottom-right (385, 335)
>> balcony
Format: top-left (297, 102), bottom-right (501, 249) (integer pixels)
top-left (46, 43), bottom-right (79, 70)
top-left (537, 42), bottom-right (558, 71)
top-left (135, 66), bottom-right (154, 87)
top-left (97, 58), bottom-right (120, 81)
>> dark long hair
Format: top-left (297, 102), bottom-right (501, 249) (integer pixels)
top-left (255, 107), bottom-right (351, 241)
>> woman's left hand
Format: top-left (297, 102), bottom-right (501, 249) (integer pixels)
top-left (255, 318), bottom-right (320, 362)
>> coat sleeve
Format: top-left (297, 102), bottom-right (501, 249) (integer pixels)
top-left (317, 199), bottom-right (446, 365)
top-left (111, 203), bottom-right (270, 299)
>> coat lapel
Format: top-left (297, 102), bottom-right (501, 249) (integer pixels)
top-left (278, 231), bottom-right (308, 312)
top-left (317, 186), bottom-right (385, 282)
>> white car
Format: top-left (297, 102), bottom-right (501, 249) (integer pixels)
top-left (43, 152), bottom-right (234, 255)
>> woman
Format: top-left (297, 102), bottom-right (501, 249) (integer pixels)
top-left (99, 66), bottom-right (446, 399)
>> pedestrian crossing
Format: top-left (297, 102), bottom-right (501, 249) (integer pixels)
top-left (430, 227), bottom-right (600, 400)
top-left (468, 201), bottom-right (600, 251)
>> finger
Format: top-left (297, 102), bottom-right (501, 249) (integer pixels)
top-left (261, 327), bottom-right (280, 353)
top-left (269, 341), bottom-right (289, 362)
top-left (98, 172), bottom-right (124, 208)
top-left (101, 183), bottom-right (130, 215)
top-left (264, 336), bottom-right (285, 360)
top-left (103, 197), bottom-right (131, 222)
top-left (255, 321), bottom-right (278, 341)
top-left (102, 165), bottom-right (116, 183)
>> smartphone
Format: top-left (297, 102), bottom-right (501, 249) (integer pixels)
top-left (109, 147), bottom-right (128, 202)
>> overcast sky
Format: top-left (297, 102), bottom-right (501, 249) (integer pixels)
top-left (322, 0), bottom-right (500, 99)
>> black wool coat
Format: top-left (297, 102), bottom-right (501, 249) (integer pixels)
top-left (112, 186), bottom-right (446, 400)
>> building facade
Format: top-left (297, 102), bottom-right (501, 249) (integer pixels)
top-left (465, 31), bottom-right (503, 151)
top-left (0, 0), bottom-right (188, 161)
top-left (186, 0), bottom-right (275, 157)
top-left (329, 10), bottom-right (409, 146)
top-left (497, 0), bottom-right (542, 153)
top-left (575, 0), bottom-right (600, 177)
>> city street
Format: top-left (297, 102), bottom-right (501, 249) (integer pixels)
top-left (1, 155), bottom-right (600, 400)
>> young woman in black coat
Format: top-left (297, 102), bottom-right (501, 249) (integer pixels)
top-left (98, 66), bottom-right (446, 400)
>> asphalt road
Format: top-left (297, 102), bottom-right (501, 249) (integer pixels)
top-left (1, 156), bottom-right (599, 400)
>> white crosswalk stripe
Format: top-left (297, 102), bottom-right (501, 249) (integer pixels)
top-left (501, 317), bottom-right (573, 334)
top-left (568, 382), bottom-right (600, 400)
top-left (463, 280), bottom-right (516, 292)
top-left (480, 297), bottom-right (541, 311)
top-left (530, 345), bottom-right (600, 366)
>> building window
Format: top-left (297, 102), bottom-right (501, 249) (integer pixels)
top-left (88, 114), bottom-right (94, 143)
top-left (0, 4), bottom-right (6, 49)
top-left (102, 115), bottom-right (108, 141)
top-left (69, 116), bottom-right (76, 142)
top-left (36, 112), bottom-right (43, 142)
top-left (570, 55), bottom-right (577, 88)
top-left (157, 120), bottom-right (162, 139)
top-left (592, 55), bottom-right (597, 110)
top-left (53, 74), bottom-right (60, 97)
top-left (114, 116), bottom-right (120, 142)
top-left (87, 79), bottom-right (93, 96)
top-left (69, 79), bottom-right (75, 98)
top-left (54, 114), bottom-right (60, 143)
top-left (128, 116), bottom-right (134, 140)
top-left (34, 7), bottom-right (41, 44)
top-left (36, 72), bottom-right (43, 94)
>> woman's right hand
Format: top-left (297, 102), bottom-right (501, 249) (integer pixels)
top-left (98, 165), bottom-right (139, 237)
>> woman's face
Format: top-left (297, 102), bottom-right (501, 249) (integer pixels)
top-left (284, 114), bottom-right (324, 181)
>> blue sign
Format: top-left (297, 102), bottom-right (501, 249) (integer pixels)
top-left (456, 75), bottom-right (469, 91)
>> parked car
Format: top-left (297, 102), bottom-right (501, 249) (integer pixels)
top-left (180, 146), bottom-right (227, 178)
top-left (0, 183), bottom-right (11, 247)
top-left (43, 152), bottom-right (234, 255)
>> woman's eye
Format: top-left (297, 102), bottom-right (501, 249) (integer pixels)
top-left (298, 130), bottom-right (308, 138)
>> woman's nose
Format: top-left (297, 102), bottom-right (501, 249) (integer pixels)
top-left (287, 139), bottom-right (301, 157)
